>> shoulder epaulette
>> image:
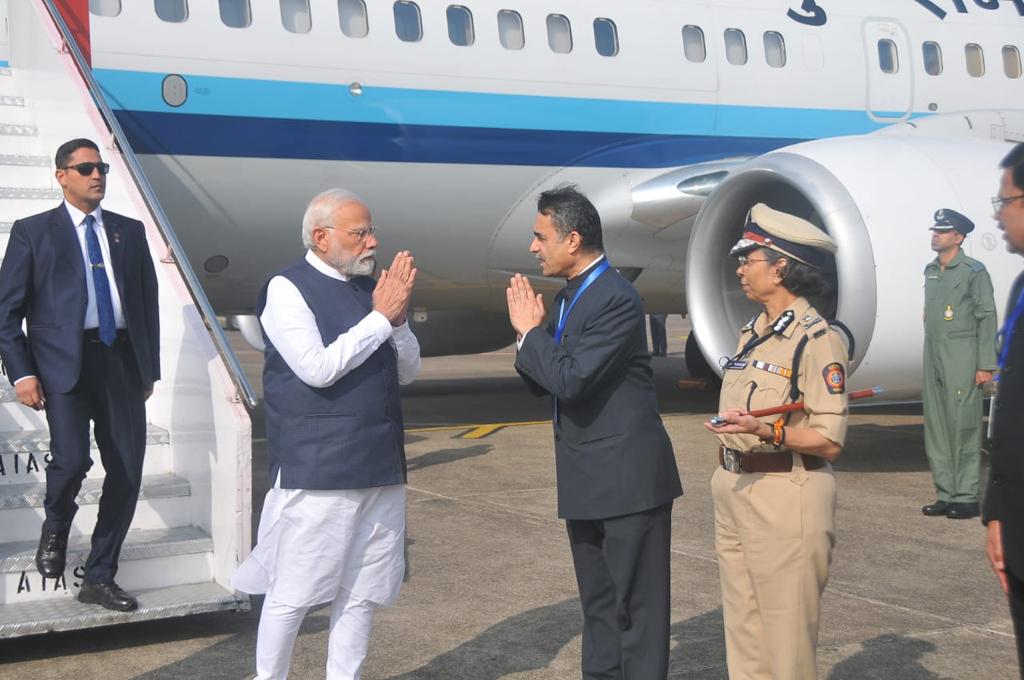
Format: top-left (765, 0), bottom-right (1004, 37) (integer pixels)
top-left (801, 314), bottom-right (823, 330)
top-left (969, 259), bottom-right (987, 273)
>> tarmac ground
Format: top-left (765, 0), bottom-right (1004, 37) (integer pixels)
top-left (0, 317), bottom-right (1017, 679)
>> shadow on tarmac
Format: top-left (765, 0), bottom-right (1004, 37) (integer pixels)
top-left (827, 634), bottom-right (950, 680)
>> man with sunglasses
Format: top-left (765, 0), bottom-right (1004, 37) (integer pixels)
top-left (232, 189), bottom-right (420, 679)
top-left (0, 138), bottom-right (160, 611)
top-left (985, 142), bottom-right (1024, 675)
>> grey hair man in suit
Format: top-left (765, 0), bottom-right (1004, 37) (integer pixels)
top-left (506, 184), bottom-right (683, 679)
top-left (0, 138), bottom-right (160, 612)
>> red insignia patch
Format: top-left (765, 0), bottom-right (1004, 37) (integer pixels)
top-left (822, 363), bottom-right (845, 395)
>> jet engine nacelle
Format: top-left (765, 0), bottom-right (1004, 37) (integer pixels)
top-left (686, 134), bottom-right (1017, 401)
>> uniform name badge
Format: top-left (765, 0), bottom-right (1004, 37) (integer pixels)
top-left (944, 304), bottom-right (954, 321)
top-left (723, 359), bottom-right (748, 370)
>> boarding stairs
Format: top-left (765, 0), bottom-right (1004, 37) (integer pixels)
top-left (0, 1), bottom-right (253, 637)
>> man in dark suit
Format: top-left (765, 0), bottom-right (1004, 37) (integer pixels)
top-left (986, 142), bottom-right (1024, 674)
top-left (507, 185), bottom-right (683, 679)
top-left (0, 138), bottom-right (159, 611)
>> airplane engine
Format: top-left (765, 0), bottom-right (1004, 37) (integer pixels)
top-left (686, 133), bottom-right (1015, 400)
top-left (409, 310), bottom-right (516, 358)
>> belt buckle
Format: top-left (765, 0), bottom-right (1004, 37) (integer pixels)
top-left (722, 447), bottom-right (743, 474)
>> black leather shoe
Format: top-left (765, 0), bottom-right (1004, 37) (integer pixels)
top-left (35, 527), bottom-right (68, 577)
top-left (921, 500), bottom-right (951, 516)
top-left (78, 581), bottom-right (138, 612)
top-left (946, 502), bottom-right (980, 520)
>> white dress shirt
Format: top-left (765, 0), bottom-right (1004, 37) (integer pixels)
top-left (63, 201), bottom-right (126, 330)
top-left (259, 250), bottom-right (420, 388)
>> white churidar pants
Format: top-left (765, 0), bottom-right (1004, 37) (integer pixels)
top-left (232, 475), bottom-right (405, 680)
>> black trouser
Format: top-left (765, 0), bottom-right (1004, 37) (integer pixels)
top-left (43, 331), bottom-right (146, 584)
top-left (566, 501), bottom-right (673, 680)
top-left (1008, 564), bottom-right (1024, 678)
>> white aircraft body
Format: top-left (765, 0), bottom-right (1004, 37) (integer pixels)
top-left (70, 0), bottom-right (1024, 398)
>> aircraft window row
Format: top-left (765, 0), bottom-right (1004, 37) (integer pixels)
top-left (881, 40), bottom-right (1023, 79)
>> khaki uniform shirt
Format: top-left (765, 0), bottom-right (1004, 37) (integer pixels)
top-left (716, 297), bottom-right (849, 453)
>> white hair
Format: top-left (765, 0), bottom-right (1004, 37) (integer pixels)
top-left (300, 188), bottom-right (365, 250)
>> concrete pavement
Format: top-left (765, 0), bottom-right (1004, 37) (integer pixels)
top-left (0, 322), bottom-right (1017, 678)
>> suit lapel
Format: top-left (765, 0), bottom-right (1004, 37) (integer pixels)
top-left (104, 212), bottom-right (127, 305)
top-left (51, 205), bottom-right (85, 289)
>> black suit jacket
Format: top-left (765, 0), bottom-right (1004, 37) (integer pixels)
top-left (985, 271), bottom-right (1024, 575)
top-left (0, 204), bottom-right (160, 394)
top-left (515, 261), bottom-right (682, 520)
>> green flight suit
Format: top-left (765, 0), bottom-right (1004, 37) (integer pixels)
top-left (923, 250), bottom-right (998, 503)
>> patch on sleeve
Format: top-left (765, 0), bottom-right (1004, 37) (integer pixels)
top-left (822, 362), bottom-right (845, 394)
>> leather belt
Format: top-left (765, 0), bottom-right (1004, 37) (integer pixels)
top-left (83, 328), bottom-right (128, 344)
top-left (718, 445), bottom-right (826, 474)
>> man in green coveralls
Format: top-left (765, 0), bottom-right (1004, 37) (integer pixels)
top-left (922, 208), bottom-right (998, 519)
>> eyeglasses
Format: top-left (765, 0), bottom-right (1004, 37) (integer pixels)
top-left (322, 223), bottom-right (377, 242)
top-left (993, 195), bottom-right (1024, 212)
top-left (60, 162), bottom-right (110, 176)
top-left (736, 255), bottom-right (773, 266)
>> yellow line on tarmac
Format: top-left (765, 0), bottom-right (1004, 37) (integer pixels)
top-left (406, 420), bottom-right (550, 438)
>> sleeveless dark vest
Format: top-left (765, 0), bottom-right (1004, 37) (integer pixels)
top-left (258, 258), bottom-right (406, 490)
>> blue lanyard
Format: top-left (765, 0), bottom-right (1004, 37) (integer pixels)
top-left (998, 286), bottom-right (1024, 370)
top-left (555, 259), bottom-right (610, 343)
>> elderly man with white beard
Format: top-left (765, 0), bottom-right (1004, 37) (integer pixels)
top-left (232, 189), bottom-right (421, 680)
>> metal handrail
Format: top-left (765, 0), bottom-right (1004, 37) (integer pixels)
top-left (39, 0), bottom-right (259, 409)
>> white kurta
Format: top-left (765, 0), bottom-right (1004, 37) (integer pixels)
top-left (231, 251), bottom-right (420, 608)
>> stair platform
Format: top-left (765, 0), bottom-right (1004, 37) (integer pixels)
top-left (0, 581), bottom-right (249, 638)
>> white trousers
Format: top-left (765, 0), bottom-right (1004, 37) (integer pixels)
top-left (256, 586), bottom-right (377, 680)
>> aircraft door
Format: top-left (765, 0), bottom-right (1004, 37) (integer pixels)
top-left (862, 20), bottom-right (912, 122)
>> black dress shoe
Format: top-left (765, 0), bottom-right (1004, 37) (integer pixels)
top-left (921, 500), bottom-right (951, 516)
top-left (35, 527), bottom-right (68, 578)
top-left (946, 502), bottom-right (980, 520)
top-left (78, 581), bottom-right (138, 612)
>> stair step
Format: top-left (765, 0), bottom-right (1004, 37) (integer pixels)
top-left (0, 443), bottom-right (172, 487)
top-left (0, 154), bottom-right (47, 166)
top-left (0, 526), bottom-right (212, 574)
top-left (0, 96), bottom-right (24, 107)
top-left (0, 187), bottom-right (60, 200)
top-left (0, 527), bottom-right (214, 603)
top-left (0, 124), bottom-right (35, 137)
top-left (0, 423), bottom-right (169, 456)
top-left (0, 472), bottom-right (187, 511)
top-left (0, 581), bottom-right (248, 638)
top-left (0, 473), bottom-right (193, 542)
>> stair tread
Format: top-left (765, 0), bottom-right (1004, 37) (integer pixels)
top-left (0, 526), bottom-right (211, 573)
top-left (0, 582), bottom-right (248, 637)
top-left (0, 423), bottom-right (169, 454)
top-left (0, 154), bottom-right (48, 165)
top-left (0, 472), bottom-right (189, 510)
top-left (0, 187), bottom-right (60, 199)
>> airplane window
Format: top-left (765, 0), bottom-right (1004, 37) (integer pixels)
top-left (965, 43), bottom-right (985, 77)
top-left (682, 25), bottom-right (706, 63)
top-left (219, 0), bottom-right (251, 28)
top-left (594, 18), bottom-right (618, 57)
top-left (764, 31), bottom-right (785, 68)
top-left (155, 0), bottom-right (187, 22)
top-left (1004, 46), bottom-right (1022, 79)
top-left (447, 6), bottom-right (474, 46)
top-left (281, 0), bottom-right (311, 34)
top-left (547, 14), bottom-right (572, 54)
top-left (89, 0), bottom-right (121, 16)
top-left (923, 41), bottom-right (943, 76)
top-left (877, 39), bottom-right (898, 74)
top-left (339, 0), bottom-right (369, 38)
top-left (724, 28), bottom-right (747, 66)
top-left (498, 10), bottom-right (524, 50)
top-left (394, 1), bottom-right (422, 42)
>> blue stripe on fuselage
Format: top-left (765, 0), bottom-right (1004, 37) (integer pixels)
top-left (113, 110), bottom-right (806, 168)
top-left (96, 68), bottom-right (898, 167)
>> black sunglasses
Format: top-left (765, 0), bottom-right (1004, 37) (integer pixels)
top-left (61, 162), bottom-right (110, 176)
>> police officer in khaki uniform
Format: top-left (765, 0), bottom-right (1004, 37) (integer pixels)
top-left (922, 209), bottom-right (997, 520)
top-left (706, 203), bottom-right (849, 680)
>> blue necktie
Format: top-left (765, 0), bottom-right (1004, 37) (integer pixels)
top-left (84, 214), bottom-right (117, 346)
